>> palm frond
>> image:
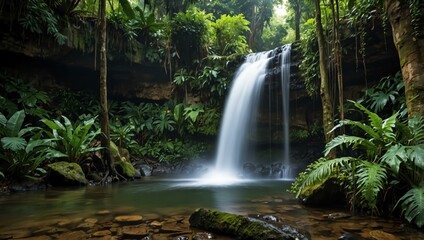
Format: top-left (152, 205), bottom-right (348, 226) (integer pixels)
top-left (356, 161), bottom-right (387, 210)
top-left (297, 157), bottom-right (353, 198)
top-left (398, 185), bottom-right (424, 228)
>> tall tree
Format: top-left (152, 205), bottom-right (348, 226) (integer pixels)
top-left (385, 0), bottom-right (424, 117)
top-left (99, 0), bottom-right (116, 181)
top-left (314, 0), bottom-right (335, 155)
top-left (288, 0), bottom-right (301, 41)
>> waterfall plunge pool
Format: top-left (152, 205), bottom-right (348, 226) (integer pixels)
top-left (0, 178), bottom-right (423, 239)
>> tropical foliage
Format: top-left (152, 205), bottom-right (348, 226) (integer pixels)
top-left (291, 101), bottom-right (424, 227)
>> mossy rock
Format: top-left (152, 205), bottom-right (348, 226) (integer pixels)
top-left (115, 160), bottom-right (138, 178)
top-left (189, 208), bottom-right (309, 240)
top-left (47, 161), bottom-right (88, 186)
top-left (109, 141), bottom-right (138, 178)
top-left (301, 178), bottom-right (345, 207)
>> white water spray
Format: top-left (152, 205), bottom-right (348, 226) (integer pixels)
top-left (203, 45), bottom-right (292, 183)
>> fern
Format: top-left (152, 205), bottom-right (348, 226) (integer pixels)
top-left (356, 161), bottom-right (387, 210)
top-left (398, 185), bottom-right (424, 228)
top-left (296, 157), bottom-right (353, 198)
top-left (324, 135), bottom-right (377, 158)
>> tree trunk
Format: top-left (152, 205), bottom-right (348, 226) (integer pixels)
top-left (385, 0), bottom-right (424, 117)
top-left (294, 0), bottom-right (301, 41)
top-left (99, 0), bottom-right (116, 180)
top-left (315, 0), bottom-right (335, 155)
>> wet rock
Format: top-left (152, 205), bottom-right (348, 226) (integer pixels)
top-left (338, 232), bottom-right (367, 240)
top-left (57, 230), bottom-right (87, 240)
top-left (0, 229), bottom-right (31, 239)
top-left (139, 164), bottom-right (153, 177)
top-left (17, 236), bottom-right (52, 240)
top-left (8, 180), bottom-right (46, 192)
top-left (326, 212), bottom-right (351, 220)
top-left (84, 218), bottom-right (99, 224)
top-left (301, 178), bottom-right (345, 207)
top-left (122, 226), bottom-right (149, 237)
top-left (96, 210), bottom-right (112, 215)
top-left (92, 230), bottom-right (112, 237)
top-left (254, 214), bottom-right (281, 222)
top-left (114, 215), bottom-right (143, 224)
top-left (367, 230), bottom-right (400, 240)
top-left (151, 165), bottom-right (173, 176)
top-left (193, 232), bottom-right (214, 240)
top-left (76, 222), bottom-right (96, 230)
top-left (149, 220), bottom-right (163, 227)
top-left (57, 218), bottom-right (83, 227)
top-left (47, 161), bottom-right (88, 186)
top-left (33, 227), bottom-right (67, 235)
top-left (189, 208), bottom-right (309, 240)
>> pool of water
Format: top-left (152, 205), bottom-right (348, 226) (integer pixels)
top-left (0, 178), bottom-right (422, 239)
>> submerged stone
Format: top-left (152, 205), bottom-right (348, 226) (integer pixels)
top-left (122, 226), bottom-right (149, 237)
top-left (114, 215), bottom-right (143, 224)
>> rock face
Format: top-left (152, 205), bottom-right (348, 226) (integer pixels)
top-left (189, 208), bottom-right (310, 240)
top-left (47, 162), bottom-right (88, 186)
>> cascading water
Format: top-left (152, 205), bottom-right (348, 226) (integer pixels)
top-left (281, 44), bottom-right (292, 179)
top-left (203, 45), bottom-right (291, 183)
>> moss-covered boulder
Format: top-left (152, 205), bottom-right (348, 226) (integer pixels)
top-left (47, 162), bottom-right (88, 186)
top-left (300, 178), bottom-right (345, 207)
top-left (189, 208), bottom-right (309, 240)
top-left (110, 141), bottom-right (139, 178)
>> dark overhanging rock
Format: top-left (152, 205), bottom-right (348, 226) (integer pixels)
top-left (189, 208), bottom-right (310, 240)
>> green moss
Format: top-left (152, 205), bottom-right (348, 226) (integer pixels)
top-left (115, 160), bottom-right (137, 178)
top-left (48, 161), bottom-right (88, 185)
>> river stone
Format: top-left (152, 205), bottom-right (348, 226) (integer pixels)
top-left (85, 218), bottom-right (98, 224)
top-left (47, 161), bottom-right (88, 186)
top-left (57, 230), bottom-right (87, 240)
top-left (18, 236), bottom-right (52, 240)
top-left (326, 212), bottom-right (351, 220)
top-left (367, 230), bottom-right (400, 240)
top-left (193, 232), bottom-right (214, 240)
top-left (33, 226), bottom-right (67, 234)
top-left (114, 215), bottom-right (143, 224)
top-left (96, 210), bottom-right (112, 215)
top-left (150, 220), bottom-right (163, 227)
top-left (76, 222), bottom-right (95, 230)
top-left (122, 226), bottom-right (149, 237)
top-left (57, 218), bottom-right (83, 227)
top-left (92, 230), bottom-right (112, 237)
top-left (1, 229), bottom-right (31, 238)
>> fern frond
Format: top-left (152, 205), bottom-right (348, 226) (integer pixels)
top-left (352, 101), bottom-right (383, 133)
top-left (399, 185), bottom-right (424, 228)
top-left (333, 119), bottom-right (380, 140)
top-left (324, 135), bottom-right (377, 158)
top-left (297, 157), bottom-right (354, 198)
top-left (356, 161), bottom-right (387, 210)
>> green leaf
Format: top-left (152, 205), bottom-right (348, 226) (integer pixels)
top-left (297, 157), bottom-right (353, 198)
top-left (1, 137), bottom-right (27, 151)
top-left (399, 185), bottom-right (424, 228)
top-left (118, 0), bottom-right (135, 19)
top-left (6, 110), bottom-right (25, 137)
top-left (324, 135), bottom-right (376, 157)
top-left (356, 161), bottom-right (387, 210)
top-left (382, 144), bottom-right (424, 174)
top-left (0, 112), bottom-right (6, 126)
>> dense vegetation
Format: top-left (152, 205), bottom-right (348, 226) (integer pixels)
top-left (0, 0), bottom-right (423, 229)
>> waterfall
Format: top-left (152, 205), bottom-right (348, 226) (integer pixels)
top-left (203, 45), bottom-right (291, 183)
top-left (281, 44), bottom-right (291, 179)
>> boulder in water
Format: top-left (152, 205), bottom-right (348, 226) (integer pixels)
top-left (189, 208), bottom-right (309, 240)
top-left (47, 161), bottom-right (88, 186)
